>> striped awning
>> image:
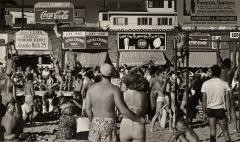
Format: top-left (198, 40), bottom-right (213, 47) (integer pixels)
top-left (188, 52), bottom-right (217, 67)
top-left (119, 51), bottom-right (166, 66)
top-left (65, 52), bottom-right (107, 67)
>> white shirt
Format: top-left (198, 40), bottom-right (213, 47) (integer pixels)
top-left (201, 78), bottom-right (230, 109)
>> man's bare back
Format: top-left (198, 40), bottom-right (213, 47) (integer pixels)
top-left (87, 81), bottom-right (117, 118)
top-left (0, 77), bottom-right (16, 106)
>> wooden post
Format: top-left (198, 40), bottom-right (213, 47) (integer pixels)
top-left (185, 32), bottom-right (190, 124)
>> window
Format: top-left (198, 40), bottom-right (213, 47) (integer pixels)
top-left (169, 18), bottom-right (173, 25)
top-left (149, 18), bottom-right (152, 25)
top-left (148, 0), bottom-right (164, 8)
top-left (113, 17), bottom-right (128, 25)
top-left (138, 18), bottom-right (152, 25)
top-left (102, 13), bottom-right (108, 21)
top-left (125, 18), bottom-right (128, 25)
top-left (168, 0), bottom-right (172, 8)
top-left (158, 18), bottom-right (168, 25)
top-left (15, 18), bottom-right (27, 25)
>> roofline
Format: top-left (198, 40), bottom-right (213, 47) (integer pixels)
top-left (5, 5), bottom-right (85, 9)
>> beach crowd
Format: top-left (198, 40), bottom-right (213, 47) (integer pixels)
top-left (0, 50), bottom-right (239, 142)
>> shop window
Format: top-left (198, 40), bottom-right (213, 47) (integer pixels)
top-left (137, 17), bottom-right (152, 25)
top-left (15, 18), bottom-right (27, 25)
top-left (168, 0), bottom-right (172, 8)
top-left (169, 18), bottom-right (173, 25)
top-left (158, 18), bottom-right (168, 25)
top-left (148, 0), bottom-right (164, 8)
top-left (102, 13), bottom-right (109, 21)
top-left (113, 17), bottom-right (128, 25)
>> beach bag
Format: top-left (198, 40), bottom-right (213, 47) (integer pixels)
top-left (76, 117), bottom-right (90, 133)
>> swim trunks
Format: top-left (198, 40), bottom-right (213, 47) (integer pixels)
top-left (88, 117), bottom-right (116, 142)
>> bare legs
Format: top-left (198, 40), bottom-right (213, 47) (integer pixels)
top-left (150, 101), bottom-right (164, 132)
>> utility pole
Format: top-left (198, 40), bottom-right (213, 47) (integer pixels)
top-left (21, 0), bottom-right (24, 29)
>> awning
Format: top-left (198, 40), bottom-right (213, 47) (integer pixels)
top-left (119, 51), bottom-right (166, 66)
top-left (65, 52), bottom-right (107, 67)
top-left (188, 52), bottom-right (217, 67)
top-left (18, 50), bottom-right (52, 56)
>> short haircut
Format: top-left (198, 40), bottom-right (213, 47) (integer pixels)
top-left (223, 58), bottom-right (231, 69)
top-left (211, 64), bottom-right (221, 78)
top-left (26, 73), bottom-right (34, 81)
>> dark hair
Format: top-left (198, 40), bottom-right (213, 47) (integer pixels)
top-left (211, 65), bottom-right (221, 77)
top-left (124, 71), bottom-right (149, 92)
top-left (223, 58), bottom-right (231, 69)
top-left (26, 73), bottom-right (34, 81)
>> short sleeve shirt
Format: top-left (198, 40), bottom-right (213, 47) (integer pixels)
top-left (201, 78), bottom-right (230, 109)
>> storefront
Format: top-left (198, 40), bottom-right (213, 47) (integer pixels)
top-left (118, 32), bottom-right (167, 66)
top-left (63, 31), bottom-right (110, 67)
top-left (15, 30), bottom-right (52, 69)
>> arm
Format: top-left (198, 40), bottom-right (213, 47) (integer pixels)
top-left (85, 90), bottom-right (93, 121)
top-left (12, 83), bottom-right (16, 101)
top-left (114, 87), bottom-right (140, 123)
top-left (202, 92), bottom-right (207, 121)
top-left (31, 83), bottom-right (36, 97)
top-left (226, 90), bottom-right (231, 119)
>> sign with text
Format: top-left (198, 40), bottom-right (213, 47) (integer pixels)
top-left (230, 32), bottom-right (240, 39)
top-left (86, 32), bottom-right (108, 49)
top-left (63, 32), bottom-right (86, 49)
top-left (177, 0), bottom-right (240, 26)
top-left (16, 30), bottom-right (48, 50)
top-left (189, 33), bottom-right (210, 48)
top-left (118, 33), bottom-right (166, 50)
top-left (34, 2), bottom-right (74, 23)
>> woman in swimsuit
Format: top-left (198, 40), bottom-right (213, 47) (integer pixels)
top-left (120, 71), bottom-right (148, 142)
top-left (150, 76), bottom-right (169, 133)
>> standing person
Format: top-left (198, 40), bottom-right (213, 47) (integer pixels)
top-left (66, 52), bottom-right (82, 91)
top-left (120, 71), bottom-right (148, 142)
top-left (85, 63), bottom-right (144, 142)
top-left (0, 71), bottom-right (17, 107)
top-left (23, 74), bottom-right (35, 123)
top-left (42, 83), bottom-right (58, 113)
top-left (150, 77), bottom-right (169, 132)
top-left (73, 74), bottom-right (83, 99)
top-left (53, 55), bottom-right (64, 92)
top-left (201, 65), bottom-right (231, 142)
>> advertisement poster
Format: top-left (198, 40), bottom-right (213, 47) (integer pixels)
top-left (34, 2), bottom-right (74, 23)
top-left (118, 33), bottom-right (166, 50)
top-left (177, 0), bottom-right (240, 26)
top-left (189, 33), bottom-right (210, 48)
top-left (86, 32), bottom-right (108, 49)
top-left (16, 30), bottom-right (48, 50)
top-left (63, 32), bottom-right (86, 49)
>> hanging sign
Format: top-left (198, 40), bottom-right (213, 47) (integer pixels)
top-left (63, 31), bottom-right (86, 49)
top-left (118, 33), bottom-right (166, 50)
top-left (177, 0), bottom-right (240, 26)
top-left (86, 32), bottom-right (108, 49)
top-left (34, 2), bottom-right (74, 23)
top-left (16, 30), bottom-right (48, 50)
top-left (189, 33), bottom-right (210, 48)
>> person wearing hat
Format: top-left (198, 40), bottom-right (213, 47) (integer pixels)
top-left (86, 63), bottom-right (145, 142)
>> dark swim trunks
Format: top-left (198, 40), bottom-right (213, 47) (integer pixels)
top-left (206, 108), bottom-right (226, 120)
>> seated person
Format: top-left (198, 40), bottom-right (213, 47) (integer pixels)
top-left (169, 120), bottom-right (199, 142)
top-left (1, 102), bottom-right (24, 141)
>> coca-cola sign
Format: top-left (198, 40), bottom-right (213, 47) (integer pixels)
top-left (34, 2), bottom-right (74, 23)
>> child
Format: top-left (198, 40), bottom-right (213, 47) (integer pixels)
top-left (169, 120), bottom-right (199, 142)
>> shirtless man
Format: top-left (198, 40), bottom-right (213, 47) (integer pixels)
top-left (216, 43), bottom-right (239, 135)
top-left (53, 55), bottom-right (64, 92)
top-left (1, 102), bottom-right (24, 141)
top-left (86, 63), bottom-right (145, 142)
top-left (169, 120), bottom-right (199, 142)
top-left (23, 74), bottom-right (35, 122)
top-left (0, 71), bottom-right (16, 106)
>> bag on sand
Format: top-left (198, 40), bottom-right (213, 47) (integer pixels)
top-left (77, 117), bottom-right (90, 133)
